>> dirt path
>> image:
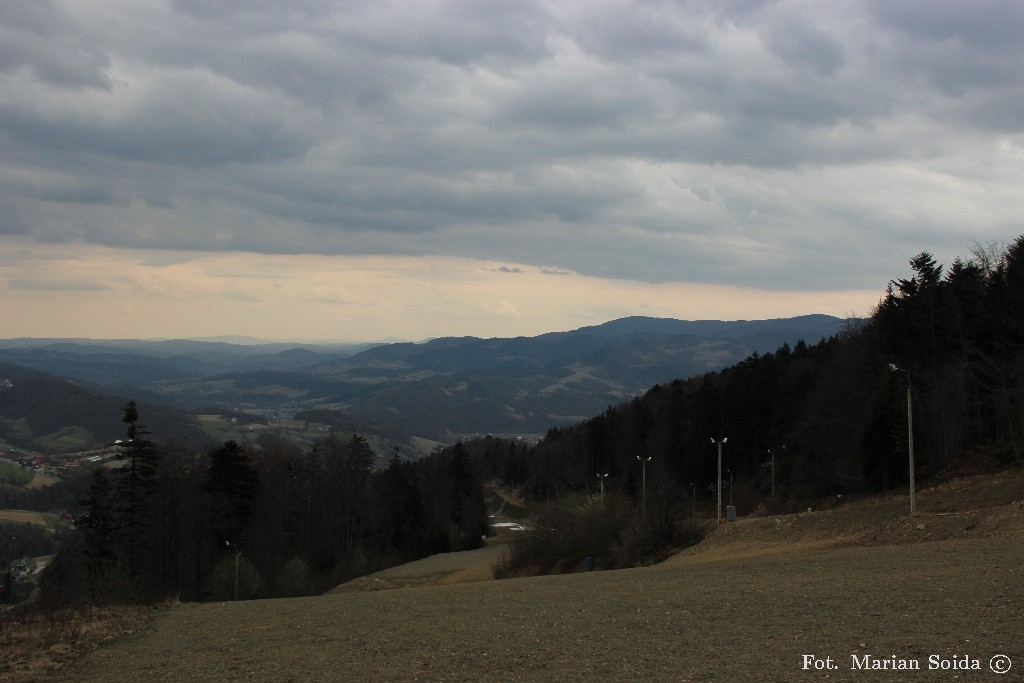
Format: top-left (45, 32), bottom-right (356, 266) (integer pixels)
top-left (330, 541), bottom-right (510, 593)
top-left (331, 484), bottom-right (524, 593)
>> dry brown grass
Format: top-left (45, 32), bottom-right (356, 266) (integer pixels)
top-left (0, 604), bottom-right (157, 682)
top-left (24, 472), bottom-right (59, 490)
top-left (0, 511), bottom-right (48, 527)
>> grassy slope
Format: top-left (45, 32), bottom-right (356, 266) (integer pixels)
top-left (10, 468), bottom-right (1024, 682)
top-left (61, 537), bottom-right (1023, 682)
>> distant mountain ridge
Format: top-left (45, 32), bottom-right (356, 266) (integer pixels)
top-left (0, 315), bottom-right (856, 444)
top-left (561, 314), bottom-right (844, 339)
top-left (325, 314), bottom-right (849, 373)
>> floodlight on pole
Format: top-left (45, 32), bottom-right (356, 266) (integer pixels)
top-left (690, 482), bottom-right (696, 530)
top-left (637, 456), bottom-right (651, 517)
top-left (225, 540), bottom-right (242, 601)
top-left (711, 438), bottom-right (727, 526)
top-left (889, 364), bottom-right (916, 515)
top-left (766, 446), bottom-right (785, 499)
top-left (597, 473), bottom-right (609, 504)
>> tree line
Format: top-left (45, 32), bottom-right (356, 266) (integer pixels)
top-left (43, 406), bottom-right (487, 605)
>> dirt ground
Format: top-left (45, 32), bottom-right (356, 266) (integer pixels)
top-left (19, 469), bottom-right (1024, 682)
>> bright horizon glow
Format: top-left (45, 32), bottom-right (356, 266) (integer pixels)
top-left (0, 240), bottom-right (878, 342)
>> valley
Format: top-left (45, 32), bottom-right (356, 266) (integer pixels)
top-left (0, 315), bottom-right (849, 458)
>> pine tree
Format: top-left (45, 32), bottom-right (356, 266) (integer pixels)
top-left (375, 448), bottom-right (425, 560)
top-left (203, 440), bottom-right (258, 544)
top-left (448, 443), bottom-right (487, 550)
top-left (78, 468), bottom-right (117, 578)
top-left (115, 401), bottom-right (160, 594)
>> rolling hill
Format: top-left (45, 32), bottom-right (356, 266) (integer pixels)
top-left (0, 364), bottom-right (212, 453)
top-left (1, 315), bottom-right (853, 443)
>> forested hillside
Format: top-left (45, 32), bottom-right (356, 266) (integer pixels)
top-left (2, 315), bottom-right (850, 441)
top-left (0, 365), bottom-right (212, 452)
top-left (450, 238), bottom-right (1024, 567)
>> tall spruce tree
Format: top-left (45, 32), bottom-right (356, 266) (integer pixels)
top-left (203, 440), bottom-right (258, 545)
top-left (115, 401), bottom-right (160, 595)
top-left (77, 467), bottom-right (120, 598)
top-left (448, 443), bottom-right (487, 550)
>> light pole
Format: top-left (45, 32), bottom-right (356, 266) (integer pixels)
top-left (690, 482), bottom-right (696, 531)
top-left (637, 456), bottom-right (651, 518)
top-left (889, 364), bottom-right (916, 514)
top-left (225, 540), bottom-right (242, 601)
top-left (711, 438), bottom-right (727, 525)
top-left (597, 473), bottom-right (609, 505)
top-left (766, 446), bottom-right (785, 499)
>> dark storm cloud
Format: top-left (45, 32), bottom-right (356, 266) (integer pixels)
top-left (2, 0), bottom-right (1022, 292)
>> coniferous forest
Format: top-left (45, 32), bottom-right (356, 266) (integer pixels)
top-left (43, 424), bottom-right (487, 604)
top-left (31, 236), bottom-right (1024, 603)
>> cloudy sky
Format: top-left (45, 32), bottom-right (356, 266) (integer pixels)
top-left (2, 1), bottom-right (1022, 341)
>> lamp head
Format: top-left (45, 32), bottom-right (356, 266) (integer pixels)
top-left (889, 363), bottom-right (898, 372)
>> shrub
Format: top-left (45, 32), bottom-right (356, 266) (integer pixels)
top-left (492, 493), bottom-right (634, 578)
top-left (0, 603), bottom-right (154, 678)
top-left (275, 556), bottom-right (314, 597)
top-left (201, 555), bottom-right (264, 601)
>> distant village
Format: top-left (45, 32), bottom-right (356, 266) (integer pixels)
top-left (6, 443), bottom-right (126, 475)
